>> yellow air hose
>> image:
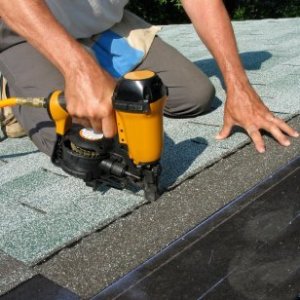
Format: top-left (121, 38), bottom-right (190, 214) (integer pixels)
top-left (0, 98), bottom-right (18, 108)
top-left (0, 97), bottom-right (46, 108)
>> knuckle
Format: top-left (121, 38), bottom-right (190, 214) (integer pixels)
top-left (247, 124), bottom-right (258, 133)
top-left (88, 110), bottom-right (98, 119)
top-left (100, 106), bottom-right (112, 118)
top-left (88, 105), bottom-right (111, 119)
top-left (277, 119), bottom-right (286, 127)
top-left (75, 111), bottom-right (85, 119)
top-left (269, 125), bottom-right (279, 132)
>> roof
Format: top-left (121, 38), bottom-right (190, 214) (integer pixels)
top-left (0, 18), bottom-right (299, 298)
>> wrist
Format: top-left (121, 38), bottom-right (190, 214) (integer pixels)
top-left (56, 41), bottom-right (95, 77)
top-left (225, 73), bottom-right (250, 94)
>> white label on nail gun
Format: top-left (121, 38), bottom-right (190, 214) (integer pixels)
top-left (79, 128), bottom-right (104, 141)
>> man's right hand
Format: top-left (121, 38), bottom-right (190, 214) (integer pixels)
top-left (64, 55), bottom-right (117, 137)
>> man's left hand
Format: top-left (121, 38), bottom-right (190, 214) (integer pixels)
top-left (216, 83), bottom-right (299, 153)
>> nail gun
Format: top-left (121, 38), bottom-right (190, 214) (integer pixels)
top-left (2, 70), bottom-right (167, 201)
top-left (50, 70), bottom-right (167, 201)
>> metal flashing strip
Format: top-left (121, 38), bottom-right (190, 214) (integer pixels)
top-left (1, 275), bottom-right (80, 300)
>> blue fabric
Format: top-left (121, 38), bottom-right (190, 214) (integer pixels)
top-left (92, 30), bottom-right (144, 78)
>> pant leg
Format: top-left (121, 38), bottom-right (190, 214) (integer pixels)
top-left (0, 42), bottom-right (64, 156)
top-left (137, 36), bottom-right (215, 118)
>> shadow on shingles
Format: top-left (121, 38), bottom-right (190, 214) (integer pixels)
top-left (194, 51), bottom-right (272, 88)
top-left (93, 183), bottom-right (140, 195)
top-left (28, 121), bottom-right (54, 140)
top-left (0, 150), bottom-right (39, 160)
top-left (202, 97), bottom-right (223, 115)
top-left (211, 97), bottom-right (223, 109)
top-left (161, 133), bottom-right (208, 189)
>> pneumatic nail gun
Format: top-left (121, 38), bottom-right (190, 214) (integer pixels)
top-left (45, 70), bottom-right (167, 201)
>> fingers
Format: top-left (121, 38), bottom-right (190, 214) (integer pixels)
top-left (72, 116), bottom-right (117, 138)
top-left (265, 123), bottom-right (290, 147)
top-left (68, 100), bottom-right (117, 136)
top-left (246, 126), bottom-right (266, 153)
top-left (246, 115), bottom-right (299, 153)
top-left (216, 117), bottom-right (233, 140)
top-left (218, 109), bottom-right (299, 154)
top-left (271, 116), bottom-right (299, 138)
top-left (73, 111), bottom-right (117, 137)
top-left (262, 115), bottom-right (299, 147)
top-left (72, 117), bottom-right (91, 129)
top-left (71, 111), bottom-right (102, 132)
top-left (101, 114), bottom-right (117, 138)
top-left (90, 118), bottom-right (103, 133)
top-left (77, 114), bottom-right (117, 137)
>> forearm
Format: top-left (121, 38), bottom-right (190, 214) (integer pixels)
top-left (0, 0), bottom-right (99, 77)
top-left (181, 0), bottom-right (249, 92)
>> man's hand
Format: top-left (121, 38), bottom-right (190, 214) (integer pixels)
top-left (64, 55), bottom-right (117, 137)
top-left (216, 82), bottom-right (299, 153)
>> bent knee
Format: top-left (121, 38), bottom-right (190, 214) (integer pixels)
top-left (164, 79), bottom-right (216, 118)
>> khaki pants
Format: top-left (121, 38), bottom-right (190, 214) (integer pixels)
top-left (0, 37), bottom-right (215, 156)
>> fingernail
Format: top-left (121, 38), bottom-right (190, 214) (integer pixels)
top-left (293, 131), bottom-right (299, 138)
top-left (258, 147), bottom-right (265, 153)
top-left (284, 140), bottom-right (291, 146)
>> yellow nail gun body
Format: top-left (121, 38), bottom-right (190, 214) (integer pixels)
top-left (49, 70), bottom-right (167, 201)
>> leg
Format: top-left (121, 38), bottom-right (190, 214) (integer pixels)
top-left (0, 42), bottom-right (64, 156)
top-left (137, 36), bottom-right (215, 118)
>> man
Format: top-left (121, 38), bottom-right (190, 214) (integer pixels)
top-left (0, 0), bottom-right (298, 156)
